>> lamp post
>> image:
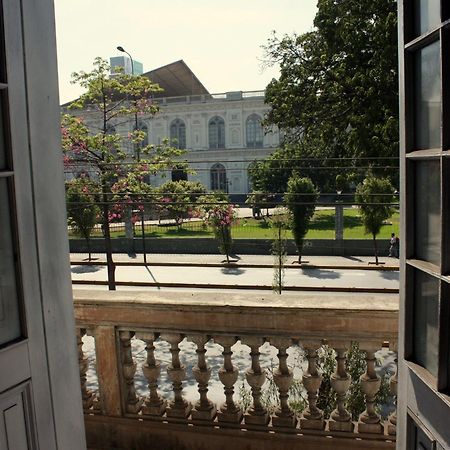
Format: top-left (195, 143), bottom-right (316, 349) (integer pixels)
top-left (117, 45), bottom-right (140, 161)
top-left (335, 190), bottom-right (344, 241)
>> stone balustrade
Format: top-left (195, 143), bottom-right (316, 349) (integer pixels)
top-left (74, 289), bottom-right (398, 450)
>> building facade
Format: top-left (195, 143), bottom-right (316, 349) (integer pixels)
top-left (110, 55), bottom-right (143, 76)
top-left (74, 60), bottom-right (280, 201)
top-left (143, 89), bottom-right (280, 200)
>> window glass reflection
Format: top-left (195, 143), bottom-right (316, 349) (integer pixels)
top-left (0, 179), bottom-right (21, 345)
top-left (414, 41), bottom-right (441, 150)
top-left (414, 160), bottom-right (441, 265)
top-left (414, 0), bottom-right (441, 36)
top-left (0, 98), bottom-right (5, 169)
top-left (413, 270), bottom-right (439, 377)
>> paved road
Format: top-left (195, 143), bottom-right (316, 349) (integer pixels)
top-left (71, 264), bottom-right (399, 291)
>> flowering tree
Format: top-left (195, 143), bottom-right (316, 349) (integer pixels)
top-left (110, 171), bottom-right (155, 238)
top-left (62, 58), bottom-right (184, 289)
top-left (66, 177), bottom-right (100, 261)
top-left (197, 194), bottom-right (238, 263)
top-left (157, 180), bottom-right (206, 229)
top-left (270, 208), bottom-right (289, 294)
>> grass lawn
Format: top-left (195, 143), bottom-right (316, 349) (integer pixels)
top-left (69, 208), bottom-right (399, 240)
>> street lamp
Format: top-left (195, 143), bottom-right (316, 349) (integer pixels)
top-left (117, 45), bottom-right (140, 161)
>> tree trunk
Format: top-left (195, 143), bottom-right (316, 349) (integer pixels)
top-left (373, 234), bottom-right (379, 265)
top-left (102, 199), bottom-right (116, 290)
top-left (278, 226), bottom-right (283, 294)
top-left (86, 236), bottom-right (91, 262)
top-left (225, 227), bottom-right (230, 263)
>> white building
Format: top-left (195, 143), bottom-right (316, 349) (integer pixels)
top-left (70, 60), bottom-right (280, 201)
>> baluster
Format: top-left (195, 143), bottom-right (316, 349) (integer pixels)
top-left (387, 353), bottom-right (398, 436)
top-left (136, 332), bottom-right (166, 416)
top-left (358, 344), bottom-right (383, 434)
top-left (300, 342), bottom-right (325, 430)
top-left (329, 341), bottom-right (354, 432)
top-left (119, 331), bottom-right (143, 414)
top-left (161, 333), bottom-right (192, 419)
top-left (77, 328), bottom-right (94, 411)
top-left (243, 337), bottom-right (269, 426)
top-left (271, 337), bottom-right (296, 428)
top-left (215, 336), bottom-right (243, 424)
top-left (189, 334), bottom-right (216, 421)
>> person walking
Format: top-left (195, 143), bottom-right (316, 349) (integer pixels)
top-left (389, 232), bottom-right (399, 257)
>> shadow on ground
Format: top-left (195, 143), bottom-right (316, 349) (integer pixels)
top-left (71, 265), bottom-right (102, 274)
top-left (221, 267), bottom-right (246, 276)
top-left (300, 268), bottom-right (341, 280)
top-left (380, 271), bottom-right (400, 281)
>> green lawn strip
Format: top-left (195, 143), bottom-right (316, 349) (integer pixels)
top-left (68, 209), bottom-right (400, 240)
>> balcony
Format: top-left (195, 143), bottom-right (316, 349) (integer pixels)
top-left (74, 289), bottom-right (398, 450)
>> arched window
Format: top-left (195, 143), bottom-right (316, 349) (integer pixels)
top-left (209, 116), bottom-right (225, 149)
top-left (210, 163), bottom-right (227, 191)
top-left (170, 119), bottom-right (186, 149)
top-left (246, 114), bottom-right (263, 148)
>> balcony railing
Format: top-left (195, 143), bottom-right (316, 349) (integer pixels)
top-left (156, 90), bottom-right (266, 105)
top-left (74, 289), bottom-right (398, 450)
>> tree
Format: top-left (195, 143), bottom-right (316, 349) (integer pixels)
top-left (284, 175), bottom-right (318, 264)
top-left (110, 172), bottom-right (155, 239)
top-left (157, 180), bottom-right (206, 229)
top-left (66, 177), bottom-right (100, 261)
top-left (249, 142), bottom-right (340, 194)
top-left (355, 175), bottom-right (395, 265)
top-left (270, 208), bottom-right (289, 294)
top-left (62, 58), bottom-right (183, 289)
top-left (253, 0), bottom-right (398, 193)
top-left (197, 193), bottom-right (237, 264)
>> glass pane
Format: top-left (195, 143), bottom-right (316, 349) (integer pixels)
top-left (0, 178), bottom-right (21, 345)
top-left (414, 160), bottom-right (441, 265)
top-left (0, 97), bottom-right (6, 169)
top-left (209, 122), bottom-right (218, 149)
top-left (413, 269), bottom-right (439, 377)
top-left (414, 41), bottom-right (441, 150)
top-left (414, 0), bottom-right (441, 36)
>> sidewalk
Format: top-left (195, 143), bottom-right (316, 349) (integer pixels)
top-left (70, 252), bottom-right (399, 271)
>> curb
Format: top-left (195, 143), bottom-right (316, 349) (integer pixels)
top-left (71, 279), bottom-right (399, 294)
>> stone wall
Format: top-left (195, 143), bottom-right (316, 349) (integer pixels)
top-left (70, 237), bottom-right (390, 256)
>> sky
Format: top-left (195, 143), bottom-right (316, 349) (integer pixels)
top-left (54, 0), bottom-right (317, 104)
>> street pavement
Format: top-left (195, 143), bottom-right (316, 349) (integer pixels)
top-left (71, 253), bottom-right (399, 292)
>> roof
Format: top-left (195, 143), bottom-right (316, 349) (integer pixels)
top-left (61, 59), bottom-right (210, 107)
top-left (144, 60), bottom-right (210, 98)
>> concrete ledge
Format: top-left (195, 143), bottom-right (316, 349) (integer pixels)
top-left (72, 279), bottom-right (399, 294)
top-left (73, 289), bottom-right (398, 343)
